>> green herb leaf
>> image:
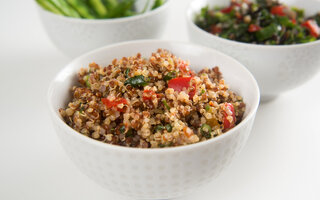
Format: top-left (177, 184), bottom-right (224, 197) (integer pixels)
top-left (84, 75), bottom-right (91, 88)
top-left (255, 23), bottom-right (278, 42)
top-left (125, 68), bottom-right (130, 78)
top-left (124, 75), bottom-right (149, 87)
top-left (165, 124), bottom-right (172, 132)
top-left (155, 125), bottom-right (165, 132)
top-left (163, 71), bottom-right (176, 81)
top-left (119, 125), bottom-right (126, 133)
top-left (125, 129), bottom-right (134, 137)
top-left (200, 124), bottom-right (212, 139)
top-left (162, 100), bottom-right (170, 110)
top-left (205, 104), bottom-right (211, 111)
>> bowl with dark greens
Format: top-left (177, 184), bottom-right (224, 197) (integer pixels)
top-left (187, 0), bottom-right (320, 101)
top-left (36, 0), bottom-right (170, 57)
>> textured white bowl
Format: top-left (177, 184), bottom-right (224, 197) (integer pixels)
top-left (36, 0), bottom-right (171, 57)
top-left (48, 40), bottom-right (260, 199)
top-left (187, 0), bottom-right (320, 101)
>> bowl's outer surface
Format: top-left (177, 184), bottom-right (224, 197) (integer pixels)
top-left (187, 0), bottom-right (320, 100)
top-left (48, 40), bottom-right (259, 199)
top-left (37, 1), bottom-right (171, 58)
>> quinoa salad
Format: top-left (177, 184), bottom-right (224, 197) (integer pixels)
top-left (59, 49), bottom-right (246, 148)
top-left (195, 0), bottom-right (320, 45)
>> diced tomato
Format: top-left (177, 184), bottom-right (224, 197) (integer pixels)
top-left (168, 77), bottom-right (192, 92)
top-left (302, 20), bottom-right (320, 38)
top-left (232, 2), bottom-right (241, 7)
top-left (168, 77), bottom-right (196, 99)
top-left (210, 25), bottom-right (222, 34)
top-left (178, 60), bottom-right (194, 76)
top-left (291, 19), bottom-right (296, 24)
top-left (142, 90), bottom-right (156, 101)
top-left (222, 103), bottom-right (236, 130)
top-left (221, 2), bottom-right (241, 14)
top-left (270, 5), bottom-right (286, 16)
top-left (221, 6), bottom-right (233, 14)
top-left (248, 24), bottom-right (261, 32)
top-left (101, 98), bottom-right (128, 112)
top-left (235, 12), bottom-right (242, 20)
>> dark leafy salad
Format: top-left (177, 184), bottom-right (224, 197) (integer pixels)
top-left (195, 0), bottom-right (320, 45)
top-left (36, 0), bottom-right (165, 19)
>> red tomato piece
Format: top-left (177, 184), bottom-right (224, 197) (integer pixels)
top-left (221, 2), bottom-right (241, 14)
top-left (178, 60), bottom-right (194, 76)
top-left (142, 90), bottom-right (156, 101)
top-left (291, 19), bottom-right (296, 24)
top-left (248, 24), bottom-right (261, 32)
top-left (168, 77), bottom-right (196, 99)
top-left (302, 20), bottom-right (320, 38)
top-left (101, 98), bottom-right (128, 112)
top-left (210, 25), bottom-right (222, 34)
top-left (270, 5), bottom-right (286, 16)
top-left (222, 103), bottom-right (236, 130)
top-left (235, 12), bottom-right (242, 20)
top-left (168, 77), bottom-right (192, 92)
top-left (221, 6), bottom-right (233, 14)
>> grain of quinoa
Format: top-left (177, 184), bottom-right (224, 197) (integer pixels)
top-left (59, 49), bottom-right (246, 148)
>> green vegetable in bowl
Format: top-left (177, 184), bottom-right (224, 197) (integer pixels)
top-left (67, 0), bottom-right (96, 18)
top-left (36, 0), bottom-right (166, 19)
top-left (89, 0), bottom-right (108, 18)
top-left (195, 0), bottom-right (320, 45)
top-left (124, 75), bottom-right (149, 87)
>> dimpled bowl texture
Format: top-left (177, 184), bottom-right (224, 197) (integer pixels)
top-left (36, 0), bottom-right (171, 57)
top-left (48, 40), bottom-right (260, 199)
top-left (187, 0), bottom-right (320, 101)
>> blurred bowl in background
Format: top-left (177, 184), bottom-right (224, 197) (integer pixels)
top-left (186, 0), bottom-right (320, 101)
top-left (36, 0), bottom-right (171, 57)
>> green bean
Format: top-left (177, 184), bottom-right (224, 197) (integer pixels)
top-left (107, 0), bottom-right (135, 18)
top-left (66, 0), bottom-right (95, 19)
top-left (141, 0), bottom-right (150, 13)
top-left (36, 0), bottom-right (64, 15)
top-left (89, 0), bottom-right (108, 18)
top-left (102, 0), bottom-right (118, 10)
top-left (151, 0), bottom-right (164, 10)
top-left (51, 0), bottom-right (81, 17)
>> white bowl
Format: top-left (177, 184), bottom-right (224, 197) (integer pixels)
top-left (48, 40), bottom-right (260, 199)
top-left (186, 0), bottom-right (320, 101)
top-left (36, 0), bottom-right (171, 57)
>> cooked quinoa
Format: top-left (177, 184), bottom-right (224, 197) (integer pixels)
top-left (59, 49), bottom-right (246, 148)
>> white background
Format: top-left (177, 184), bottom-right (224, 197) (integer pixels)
top-left (1, 0), bottom-right (319, 199)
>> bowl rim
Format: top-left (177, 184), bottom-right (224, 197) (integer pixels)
top-left (48, 39), bottom-right (260, 153)
top-left (186, 0), bottom-right (320, 49)
top-left (36, 0), bottom-right (171, 24)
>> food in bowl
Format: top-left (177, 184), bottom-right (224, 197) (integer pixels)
top-left (59, 49), bottom-right (246, 148)
top-left (194, 0), bottom-right (320, 44)
top-left (35, 0), bottom-right (165, 19)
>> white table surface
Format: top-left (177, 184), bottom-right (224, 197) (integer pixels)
top-left (1, 0), bottom-right (320, 199)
